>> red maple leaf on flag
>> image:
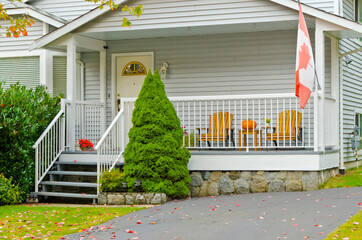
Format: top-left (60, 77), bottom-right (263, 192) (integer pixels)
top-left (298, 43), bottom-right (311, 70)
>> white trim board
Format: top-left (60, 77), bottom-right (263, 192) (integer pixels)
top-left (29, 0), bottom-right (126, 50)
top-left (6, 8), bottom-right (65, 27)
top-left (188, 152), bottom-right (339, 171)
top-left (0, 50), bottom-right (43, 58)
top-left (111, 52), bottom-right (154, 118)
top-left (30, 0), bottom-right (362, 51)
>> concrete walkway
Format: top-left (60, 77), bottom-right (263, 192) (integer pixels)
top-left (66, 187), bottom-right (362, 240)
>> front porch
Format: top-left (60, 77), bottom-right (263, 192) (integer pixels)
top-left (30, 0), bottom-right (351, 200)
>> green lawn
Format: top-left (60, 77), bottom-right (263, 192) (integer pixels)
top-left (325, 210), bottom-right (362, 240)
top-left (319, 165), bottom-right (362, 189)
top-left (0, 204), bottom-right (145, 240)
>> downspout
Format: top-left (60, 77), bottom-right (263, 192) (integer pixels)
top-left (76, 59), bottom-right (85, 101)
top-left (338, 46), bottom-right (362, 174)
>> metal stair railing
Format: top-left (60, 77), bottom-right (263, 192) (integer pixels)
top-left (94, 109), bottom-right (125, 194)
top-left (33, 109), bottom-right (65, 192)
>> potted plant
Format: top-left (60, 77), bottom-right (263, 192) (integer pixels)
top-left (265, 118), bottom-right (271, 127)
top-left (78, 138), bottom-right (93, 151)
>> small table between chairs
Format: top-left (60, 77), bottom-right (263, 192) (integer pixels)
top-left (238, 129), bottom-right (263, 151)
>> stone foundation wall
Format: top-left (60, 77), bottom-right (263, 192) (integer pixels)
top-left (98, 192), bottom-right (168, 205)
top-left (189, 168), bottom-right (338, 197)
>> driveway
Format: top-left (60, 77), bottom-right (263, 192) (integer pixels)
top-left (67, 187), bottom-right (362, 240)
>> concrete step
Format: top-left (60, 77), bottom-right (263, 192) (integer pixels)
top-left (36, 192), bottom-right (97, 199)
top-left (59, 152), bottom-right (124, 165)
top-left (55, 161), bottom-right (97, 166)
top-left (48, 171), bottom-right (97, 176)
top-left (59, 153), bottom-right (98, 164)
top-left (41, 181), bottom-right (97, 188)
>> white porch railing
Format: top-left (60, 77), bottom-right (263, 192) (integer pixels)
top-left (122, 93), bottom-right (316, 151)
top-left (94, 109), bottom-right (125, 194)
top-left (33, 109), bottom-right (65, 192)
top-left (63, 100), bottom-right (105, 149)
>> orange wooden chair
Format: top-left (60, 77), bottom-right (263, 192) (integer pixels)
top-left (266, 110), bottom-right (302, 145)
top-left (196, 112), bottom-right (235, 147)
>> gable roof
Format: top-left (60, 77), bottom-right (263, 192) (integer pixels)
top-left (0, 0), bottom-right (17, 8)
top-left (30, 0), bottom-right (362, 50)
top-left (1, 0), bottom-right (67, 27)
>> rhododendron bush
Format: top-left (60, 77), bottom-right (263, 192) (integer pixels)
top-left (0, 83), bottom-right (61, 200)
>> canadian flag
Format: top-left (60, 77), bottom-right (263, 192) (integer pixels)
top-left (295, 3), bottom-right (315, 109)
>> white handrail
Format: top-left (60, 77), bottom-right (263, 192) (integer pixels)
top-left (33, 109), bottom-right (65, 192)
top-left (96, 109), bottom-right (125, 194)
top-left (32, 110), bottom-right (64, 148)
top-left (122, 93), bottom-right (317, 151)
top-left (63, 100), bottom-right (105, 149)
top-left (121, 93), bottom-right (301, 103)
top-left (95, 109), bottom-right (124, 150)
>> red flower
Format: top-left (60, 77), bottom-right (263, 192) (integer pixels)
top-left (81, 144), bottom-right (87, 148)
top-left (1, 104), bottom-right (4, 107)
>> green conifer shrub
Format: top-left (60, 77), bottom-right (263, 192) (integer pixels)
top-left (123, 70), bottom-right (191, 198)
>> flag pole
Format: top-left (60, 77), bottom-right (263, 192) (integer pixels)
top-left (297, 0), bottom-right (321, 91)
top-left (314, 68), bottom-right (322, 90)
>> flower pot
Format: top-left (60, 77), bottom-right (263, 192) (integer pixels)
top-left (242, 120), bottom-right (257, 130)
top-left (80, 146), bottom-right (89, 151)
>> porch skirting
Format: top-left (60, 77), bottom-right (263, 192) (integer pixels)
top-left (188, 168), bottom-right (339, 198)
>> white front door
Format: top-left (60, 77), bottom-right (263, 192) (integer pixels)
top-left (116, 54), bottom-right (153, 111)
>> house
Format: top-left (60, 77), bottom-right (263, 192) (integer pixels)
top-left (1, 0), bottom-right (361, 202)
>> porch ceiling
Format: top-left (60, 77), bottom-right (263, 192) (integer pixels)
top-left (76, 20), bottom-right (312, 41)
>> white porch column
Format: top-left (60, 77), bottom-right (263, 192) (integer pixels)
top-left (39, 49), bottom-right (53, 94)
top-left (100, 50), bottom-right (107, 134)
top-left (66, 38), bottom-right (77, 151)
top-left (315, 19), bottom-right (325, 152)
top-left (39, 23), bottom-right (53, 94)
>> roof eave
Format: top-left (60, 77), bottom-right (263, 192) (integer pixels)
top-left (6, 8), bottom-right (66, 27)
top-left (271, 0), bottom-right (362, 36)
top-left (29, 0), bottom-right (127, 50)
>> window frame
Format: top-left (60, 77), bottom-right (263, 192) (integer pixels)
top-left (354, 110), bottom-right (362, 149)
top-left (122, 61), bottom-right (147, 76)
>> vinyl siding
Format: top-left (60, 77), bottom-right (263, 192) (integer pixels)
top-left (53, 56), bottom-right (67, 97)
top-left (79, 0), bottom-right (297, 33)
top-left (0, 56), bottom-right (40, 89)
top-left (340, 38), bottom-right (362, 163)
top-left (341, 0), bottom-right (362, 163)
top-left (104, 30), bottom-right (316, 124)
top-left (343, 0), bottom-right (354, 20)
top-left (27, 0), bottom-right (99, 21)
top-left (0, 17), bottom-right (43, 52)
top-left (82, 52), bottom-right (100, 101)
top-left (299, 0), bottom-right (336, 13)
